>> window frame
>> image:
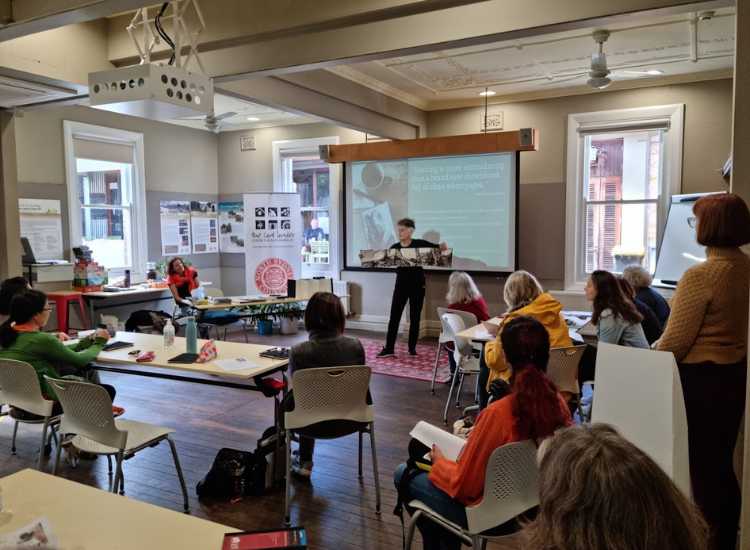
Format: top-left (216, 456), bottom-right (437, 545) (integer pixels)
top-left (564, 104), bottom-right (684, 291)
top-left (272, 136), bottom-right (340, 278)
top-left (63, 121), bottom-right (148, 279)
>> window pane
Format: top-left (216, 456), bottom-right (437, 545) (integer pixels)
top-left (292, 158), bottom-right (330, 208)
top-left (76, 158), bottom-right (133, 206)
top-left (301, 209), bottom-right (329, 265)
top-left (82, 207), bottom-right (132, 269)
top-left (586, 203), bottom-right (656, 274)
top-left (587, 131), bottom-right (662, 202)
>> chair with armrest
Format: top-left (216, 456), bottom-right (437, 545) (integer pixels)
top-left (405, 440), bottom-right (540, 550)
top-left (441, 313), bottom-right (481, 425)
top-left (45, 376), bottom-right (189, 512)
top-left (310, 240), bottom-right (329, 263)
top-left (0, 359), bottom-right (61, 471)
top-left (284, 365), bottom-right (380, 526)
top-left (547, 345), bottom-right (587, 424)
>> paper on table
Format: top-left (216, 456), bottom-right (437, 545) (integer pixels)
top-left (0, 515), bottom-right (61, 549)
top-left (474, 331), bottom-right (493, 340)
top-left (409, 420), bottom-right (467, 462)
top-left (214, 358), bottom-right (259, 371)
top-left (481, 321), bottom-right (500, 336)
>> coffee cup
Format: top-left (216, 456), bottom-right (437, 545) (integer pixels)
top-left (361, 162), bottom-right (393, 191)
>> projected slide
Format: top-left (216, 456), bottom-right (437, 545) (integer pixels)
top-left (345, 152), bottom-right (516, 273)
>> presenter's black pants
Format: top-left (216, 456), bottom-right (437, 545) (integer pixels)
top-left (679, 358), bottom-right (746, 550)
top-left (385, 280), bottom-right (426, 352)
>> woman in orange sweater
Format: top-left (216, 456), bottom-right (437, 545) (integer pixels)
top-left (394, 316), bottom-right (572, 550)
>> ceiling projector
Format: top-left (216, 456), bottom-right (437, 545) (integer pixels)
top-left (88, 63), bottom-right (214, 120)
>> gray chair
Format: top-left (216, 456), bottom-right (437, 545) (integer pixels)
top-left (432, 308), bottom-right (481, 394)
top-left (440, 313), bottom-right (481, 425)
top-left (45, 376), bottom-right (189, 512)
top-left (546, 345), bottom-right (587, 423)
top-left (0, 359), bottom-right (61, 471)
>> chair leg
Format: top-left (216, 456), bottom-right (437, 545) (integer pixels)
top-left (11, 420), bottom-right (19, 454)
top-left (456, 373), bottom-right (465, 408)
top-left (369, 423), bottom-right (381, 514)
top-left (52, 434), bottom-right (64, 476)
top-left (470, 534), bottom-right (481, 550)
top-left (107, 454), bottom-right (113, 475)
top-left (50, 426), bottom-right (58, 446)
top-left (358, 431), bottom-right (363, 479)
top-left (119, 469), bottom-right (125, 495)
top-left (431, 344), bottom-right (443, 394)
top-left (243, 323), bottom-right (249, 343)
top-left (405, 509), bottom-right (422, 550)
top-left (37, 418), bottom-right (50, 471)
top-left (112, 450), bottom-right (124, 494)
top-left (444, 371), bottom-right (459, 425)
top-left (166, 435), bottom-right (190, 513)
top-left (481, 537), bottom-right (488, 550)
top-left (285, 429), bottom-right (292, 527)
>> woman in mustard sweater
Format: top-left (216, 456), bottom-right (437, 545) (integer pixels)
top-left (0, 289), bottom-right (116, 416)
top-left (655, 193), bottom-right (750, 550)
top-left (477, 270), bottom-right (571, 411)
top-left (394, 316), bottom-right (572, 550)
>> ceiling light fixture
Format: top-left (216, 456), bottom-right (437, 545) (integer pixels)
top-left (478, 90), bottom-right (495, 96)
top-left (247, 116), bottom-right (260, 121)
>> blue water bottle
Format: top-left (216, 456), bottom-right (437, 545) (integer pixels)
top-left (186, 316), bottom-right (198, 354)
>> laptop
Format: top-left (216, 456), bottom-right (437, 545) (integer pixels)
top-left (21, 237), bottom-right (52, 265)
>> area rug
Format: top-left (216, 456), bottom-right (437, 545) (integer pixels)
top-left (360, 338), bottom-right (452, 383)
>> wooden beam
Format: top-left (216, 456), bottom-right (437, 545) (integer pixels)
top-left (325, 130), bottom-right (539, 163)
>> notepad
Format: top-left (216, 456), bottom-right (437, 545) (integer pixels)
top-left (409, 420), bottom-right (467, 462)
top-left (215, 358), bottom-right (259, 371)
top-left (167, 353), bottom-right (199, 364)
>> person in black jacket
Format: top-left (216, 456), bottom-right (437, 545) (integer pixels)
top-left (375, 218), bottom-right (447, 358)
top-left (622, 265), bottom-right (671, 326)
top-left (617, 276), bottom-right (663, 345)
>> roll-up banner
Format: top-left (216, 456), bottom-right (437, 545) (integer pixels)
top-left (243, 193), bottom-right (302, 295)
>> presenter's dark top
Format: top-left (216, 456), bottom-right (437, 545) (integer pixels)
top-left (391, 239), bottom-right (440, 283)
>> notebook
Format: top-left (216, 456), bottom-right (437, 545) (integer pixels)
top-left (103, 341), bottom-right (135, 351)
top-left (167, 353), bottom-right (200, 364)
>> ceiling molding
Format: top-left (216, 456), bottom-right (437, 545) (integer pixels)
top-left (426, 68), bottom-right (734, 110)
top-left (325, 66), bottom-right (429, 110)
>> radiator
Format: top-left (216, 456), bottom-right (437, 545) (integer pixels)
top-left (548, 290), bottom-right (592, 312)
top-left (333, 280), bottom-right (350, 315)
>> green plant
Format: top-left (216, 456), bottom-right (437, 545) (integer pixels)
top-left (277, 301), bottom-right (305, 319)
top-left (252, 303), bottom-right (282, 322)
top-left (155, 256), bottom-right (192, 278)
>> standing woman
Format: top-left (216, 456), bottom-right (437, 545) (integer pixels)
top-left (444, 272), bottom-right (490, 375)
top-left (166, 257), bottom-right (201, 313)
top-left (655, 193), bottom-right (750, 550)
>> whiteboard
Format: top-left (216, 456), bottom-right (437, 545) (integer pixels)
top-left (653, 192), bottom-right (724, 286)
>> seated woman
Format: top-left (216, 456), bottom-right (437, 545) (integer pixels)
top-left (0, 277), bottom-right (70, 342)
top-left (622, 264), bottom-right (671, 325)
top-left (166, 257), bottom-right (201, 314)
top-left (285, 292), bottom-right (366, 479)
top-left (444, 271), bottom-right (490, 375)
top-left (479, 270), bottom-right (571, 411)
top-left (394, 316), bottom-right (573, 550)
top-left (0, 289), bottom-right (117, 418)
top-left (522, 423), bottom-right (708, 550)
top-left (617, 276), bottom-right (663, 345)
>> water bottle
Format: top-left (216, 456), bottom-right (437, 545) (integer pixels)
top-left (186, 316), bottom-right (198, 354)
top-left (163, 318), bottom-right (175, 348)
top-left (124, 269), bottom-right (131, 288)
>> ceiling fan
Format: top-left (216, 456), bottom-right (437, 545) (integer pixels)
top-left (202, 111), bottom-right (236, 133)
top-left (541, 31), bottom-right (664, 89)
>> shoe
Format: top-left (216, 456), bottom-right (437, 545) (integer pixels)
top-left (408, 348), bottom-right (418, 357)
top-left (78, 451), bottom-right (99, 461)
top-left (44, 442), bottom-right (52, 457)
top-left (112, 406), bottom-right (125, 417)
top-left (291, 455), bottom-right (314, 478)
top-left (375, 347), bottom-right (395, 359)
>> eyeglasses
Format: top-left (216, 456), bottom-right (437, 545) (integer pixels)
top-left (42, 308), bottom-right (53, 312)
top-left (687, 217), bottom-right (697, 228)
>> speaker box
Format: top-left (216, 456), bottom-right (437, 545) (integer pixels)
top-left (520, 128), bottom-right (533, 147)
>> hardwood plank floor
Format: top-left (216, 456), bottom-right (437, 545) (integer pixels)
top-left (0, 326), bottom-right (523, 550)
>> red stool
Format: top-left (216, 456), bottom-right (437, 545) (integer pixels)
top-left (46, 291), bottom-right (89, 335)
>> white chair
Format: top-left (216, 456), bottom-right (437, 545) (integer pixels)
top-left (200, 287), bottom-right (247, 342)
top-left (405, 440), bottom-right (540, 550)
top-left (0, 359), bottom-right (61, 471)
top-left (432, 308), bottom-right (481, 394)
top-left (310, 240), bottom-right (329, 263)
top-left (441, 313), bottom-right (481, 425)
top-left (45, 376), bottom-right (189, 512)
top-left (284, 365), bottom-right (380, 526)
top-left (546, 345), bottom-right (587, 423)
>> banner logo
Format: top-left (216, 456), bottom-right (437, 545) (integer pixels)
top-left (254, 258), bottom-right (294, 294)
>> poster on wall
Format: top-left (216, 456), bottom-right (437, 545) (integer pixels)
top-left (218, 202), bottom-right (245, 253)
top-left (190, 201), bottom-right (218, 254)
top-left (19, 198), bottom-right (64, 260)
top-left (244, 193), bottom-right (301, 296)
top-left (159, 200), bottom-right (191, 255)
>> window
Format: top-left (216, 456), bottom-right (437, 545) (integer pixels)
top-left (273, 137), bottom-right (340, 278)
top-left (565, 105), bottom-right (683, 290)
top-left (64, 122), bottom-right (147, 278)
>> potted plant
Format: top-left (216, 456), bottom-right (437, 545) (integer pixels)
top-left (253, 303), bottom-right (278, 336)
top-left (277, 301), bottom-right (305, 335)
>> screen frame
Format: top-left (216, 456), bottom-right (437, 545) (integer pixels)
top-left (342, 150), bottom-right (520, 277)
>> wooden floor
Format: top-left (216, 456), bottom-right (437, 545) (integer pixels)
top-left (0, 327), bottom-right (522, 550)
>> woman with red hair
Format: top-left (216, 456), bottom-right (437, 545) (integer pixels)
top-left (394, 316), bottom-right (572, 550)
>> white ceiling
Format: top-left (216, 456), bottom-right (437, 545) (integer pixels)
top-left (164, 93), bottom-right (316, 132)
top-left (332, 7), bottom-right (735, 109)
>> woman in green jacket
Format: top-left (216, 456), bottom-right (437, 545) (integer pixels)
top-left (0, 289), bottom-right (117, 416)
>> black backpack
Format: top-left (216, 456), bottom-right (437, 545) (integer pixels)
top-left (196, 448), bottom-right (255, 500)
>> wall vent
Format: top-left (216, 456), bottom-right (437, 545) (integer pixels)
top-left (0, 76), bottom-right (76, 108)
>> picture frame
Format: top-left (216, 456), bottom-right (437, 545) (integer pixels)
top-left (241, 135), bottom-right (256, 151)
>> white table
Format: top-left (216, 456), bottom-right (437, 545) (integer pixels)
top-left (0, 469), bottom-right (234, 549)
top-left (455, 317), bottom-right (587, 344)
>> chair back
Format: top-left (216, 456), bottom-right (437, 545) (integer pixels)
top-left (285, 366), bottom-right (373, 431)
top-left (440, 313), bottom-right (473, 357)
top-left (44, 376), bottom-right (128, 449)
top-left (465, 440), bottom-right (540, 534)
top-left (204, 287), bottom-right (224, 298)
top-left (0, 359), bottom-right (54, 417)
top-left (546, 345), bottom-right (586, 395)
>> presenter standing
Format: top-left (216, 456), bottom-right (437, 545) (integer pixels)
top-left (374, 218), bottom-right (447, 358)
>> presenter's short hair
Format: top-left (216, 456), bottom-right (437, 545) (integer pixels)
top-left (622, 265), bottom-right (652, 291)
top-left (304, 292), bottom-right (346, 334)
top-left (694, 193), bottom-right (750, 247)
top-left (397, 218), bottom-right (415, 229)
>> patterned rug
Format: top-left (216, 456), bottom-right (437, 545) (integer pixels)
top-left (360, 338), bottom-right (452, 383)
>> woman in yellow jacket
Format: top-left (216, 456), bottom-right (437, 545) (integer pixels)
top-left (477, 270), bottom-right (572, 411)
